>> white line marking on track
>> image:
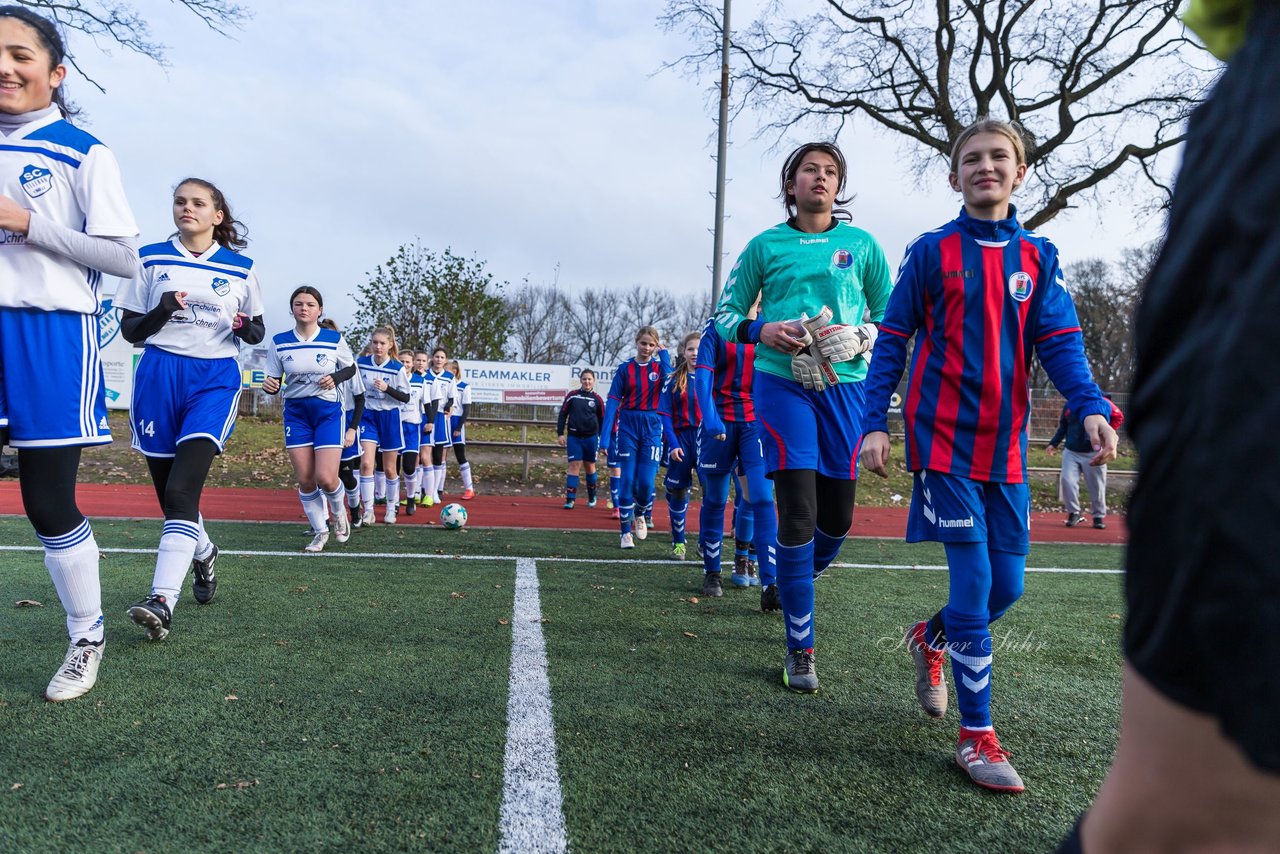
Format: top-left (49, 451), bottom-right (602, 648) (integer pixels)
top-left (0, 546), bottom-right (1122, 574)
top-left (498, 558), bottom-right (568, 854)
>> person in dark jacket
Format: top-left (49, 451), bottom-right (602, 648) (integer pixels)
top-left (556, 370), bottom-right (605, 509)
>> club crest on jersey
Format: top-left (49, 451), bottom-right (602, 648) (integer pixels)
top-left (316, 353), bottom-right (329, 367)
top-left (210, 277), bottom-right (231, 296)
top-left (831, 249), bottom-right (854, 269)
top-left (19, 165), bottom-right (52, 199)
top-left (648, 371), bottom-right (659, 381)
top-left (97, 299), bottom-right (122, 347)
top-left (1008, 271), bottom-right (1034, 302)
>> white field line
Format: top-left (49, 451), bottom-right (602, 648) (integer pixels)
top-left (0, 545), bottom-right (1122, 574)
top-left (498, 558), bottom-right (568, 854)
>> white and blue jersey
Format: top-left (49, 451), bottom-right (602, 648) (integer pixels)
top-left (449, 380), bottom-right (471, 445)
top-left (400, 373), bottom-right (427, 454)
top-left (265, 327), bottom-right (355, 451)
top-left (357, 355), bottom-right (410, 451)
top-left (116, 239), bottom-right (264, 359)
top-left (0, 109), bottom-right (138, 314)
top-left (426, 368), bottom-right (456, 448)
top-left (339, 370), bottom-right (366, 463)
top-left (0, 109), bottom-right (138, 448)
top-left (119, 241), bottom-right (265, 458)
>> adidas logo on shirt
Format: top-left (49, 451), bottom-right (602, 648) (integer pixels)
top-left (157, 272), bottom-right (170, 283)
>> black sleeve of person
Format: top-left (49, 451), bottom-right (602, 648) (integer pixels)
top-left (735, 319), bottom-right (755, 344)
top-left (348, 393), bottom-right (365, 430)
top-left (119, 291), bottom-right (185, 343)
top-left (458, 402), bottom-right (470, 426)
top-left (233, 314), bottom-right (266, 345)
top-left (330, 363), bottom-right (357, 384)
top-left (385, 386), bottom-right (410, 403)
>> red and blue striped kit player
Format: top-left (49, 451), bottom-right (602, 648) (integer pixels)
top-left (601, 328), bottom-right (670, 548)
top-left (693, 318), bottom-right (777, 594)
top-left (659, 333), bottom-right (703, 559)
top-left (861, 119), bottom-right (1117, 794)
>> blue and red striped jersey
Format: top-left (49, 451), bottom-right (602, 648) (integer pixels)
top-left (695, 318), bottom-right (756, 422)
top-left (659, 373), bottom-right (702, 432)
top-left (863, 206), bottom-right (1109, 483)
top-left (607, 357), bottom-right (668, 413)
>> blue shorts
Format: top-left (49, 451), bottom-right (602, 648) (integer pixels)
top-left (697, 419), bottom-right (764, 477)
top-left (0, 308), bottom-right (110, 448)
top-left (664, 427), bottom-right (699, 490)
top-left (754, 370), bottom-right (866, 479)
top-left (340, 421), bottom-right (362, 463)
top-left (449, 415), bottom-right (467, 445)
top-left (616, 410), bottom-right (662, 465)
top-left (131, 346), bottom-right (241, 457)
top-left (566, 433), bottom-right (599, 462)
top-left (906, 470), bottom-right (1030, 554)
top-left (283, 396), bottom-right (343, 450)
top-left (401, 420), bottom-right (422, 454)
top-left (359, 408), bottom-right (404, 452)
top-left (433, 411), bottom-right (453, 448)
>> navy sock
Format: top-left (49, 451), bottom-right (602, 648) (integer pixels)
top-left (777, 539), bottom-right (816, 650)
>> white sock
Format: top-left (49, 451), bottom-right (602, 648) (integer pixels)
top-left (194, 512), bottom-right (214, 560)
top-left (324, 485), bottom-right (345, 517)
top-left (386, 477), bottom-right (400, 509)
top-left (406, 469), bottom-right (421, 503)
top-left (360, 475), bottom-right (375, 510)
top-left (460, 461), bottom-right (473, 490)
top-left (374, 471), bottom-right (386, 499)
top-left (434, 464), bottom-right (445, 498)
top-left (152, 519), bottom-right (199, 604)
top-left (346, 485), bottom-right (360, 509)
top-left (299, 488), bottom-right (328, 532)
top-left (39, 519), bottom-right (104, 643)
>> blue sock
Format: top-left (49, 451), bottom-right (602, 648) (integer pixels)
top-left (619, 503), bottom-right (634, 536)
top-left (586, 472), bottom-right (598, 500)
top-left (944, 606), bottom-right (993, 729)
top-left (566, 474), bottom-right (579, 502)
top-left (609, 475), bottom-right (620, 505)
top-left (734, 500), bottom-right (754, 546)
top-left (667, 490), bottom-right (688, 545)
top-left (699, 474), bottom-right (730, 574)
top-left (988, 550), bottom-right (1026, 622)
top-left (750, 498), bottom-right (778, 586)
top-left (813, 527), bottom-right (846, 578)
top-left (777, 539), bottom-right (816, 650)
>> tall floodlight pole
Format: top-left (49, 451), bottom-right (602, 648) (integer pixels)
top-left (710, 0), bottom-right (731, 308)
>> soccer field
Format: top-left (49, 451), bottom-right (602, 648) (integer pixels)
top-left (0, 518), bottom-right (1124, 852)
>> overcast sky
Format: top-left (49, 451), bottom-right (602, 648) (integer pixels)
top-left (72, 0), bottom-right (1173, 337)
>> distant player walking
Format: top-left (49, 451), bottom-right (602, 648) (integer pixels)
top-left (262, 286), bottom-right (357, 551)
top-left (0, 5), bottom-right (140, 699)
top-left (356, 328), bottom-right (411, 525)
top-left (558, 369), bottom-right (605, 509)
top-left (658, 333), bottom-right (702, 559)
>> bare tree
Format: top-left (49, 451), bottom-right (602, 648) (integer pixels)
top-left (623, 285), bottom-right (677, 345)
top-left (663, 0), bottom-right (1216, 229)
top-left (566, 290), bottom-right (629, 366)
top-left (17, 0), bottom-right (250, 92)
top-left (667, 290), bottom-right (713, 345)
top-left (507, 270), bottom-right (573, 364)
top-left (1067, 257), bottom-right (1140, 393)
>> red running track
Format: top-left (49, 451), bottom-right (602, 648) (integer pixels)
top-left (0, 482), bottom-right (1127, 544)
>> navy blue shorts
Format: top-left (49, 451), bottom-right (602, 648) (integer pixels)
top-left (283, 396), bottom-right (343, 450)
top-left (131, 346), bottom-right (241, 457)
top-left (664, 427), bottom-right (699, 490)
top-left (753, 369), bottom-right (865, 479)
top-left (566, 433), bottom-right (599, 462)
top-left (905, 470), bottom-right (1030, 554)
top-left (0, 308), bottom-right (111, 448)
